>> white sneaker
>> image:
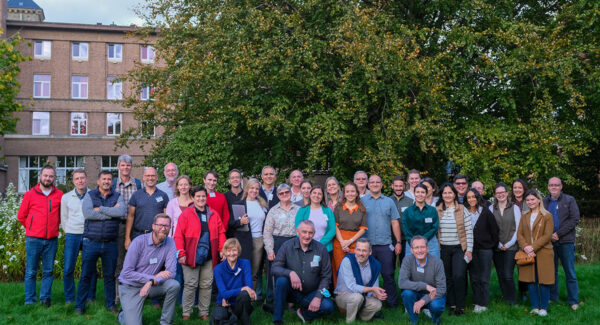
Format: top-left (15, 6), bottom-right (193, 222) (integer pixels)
top-left (530, 308), bottom-right (539, 315)
top-left (422, 308), bottom-right (432, 319)
top-left (479, 306), bottom-right (488, 312)
top-left (538, 309), bottom-right (548, 317)
top-left (474, 305), bottom-right (487, 313)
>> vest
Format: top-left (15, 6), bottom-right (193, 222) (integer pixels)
top-left (492, 203), bottom-right (517, 250)
top-left (436, 204), bottom-right (468, 251)
top-left (345, 253), bottom-right (381, 288)
top-left (84, 189), bottom-right (122, 241)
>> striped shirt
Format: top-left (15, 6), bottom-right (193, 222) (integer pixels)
top-left (439, 207), bottom-right (473, 252)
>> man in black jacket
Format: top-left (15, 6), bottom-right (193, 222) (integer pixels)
top-left (543, 177), bottom-right (580, 310)
top-left (75, 170), bottom-right (127, 315)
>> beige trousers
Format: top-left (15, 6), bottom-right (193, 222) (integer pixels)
top-left (181, 260), bottom-right (213, 317)
top-left (251, 237), bottom-right (264, 290)
top-left (335, 292), bottom-right (382, 323)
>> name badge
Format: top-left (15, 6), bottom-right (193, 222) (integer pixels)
top-left (310, 255), bottom-right (320, 267)
top-left (156, 196), bottom-right (163, 203)
top-left (425, 218), bottom-right (433, 223)
top-left (201, 214), bottom-right (207, 223)
top-left (234, 268), bottom-right (241, 276)
top-left (417, 266), bottom-right (425, 273)
top-left (401, 207), bottom-right (408, 212)
top-left (389, 244), bottom-right (394, 252)
top-left (209, 192), bottom-right (216, 198)
top-left (150, 258), bottom-right (158, 265)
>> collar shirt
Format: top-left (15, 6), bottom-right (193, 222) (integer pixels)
top-left (262, 185), bottom-right (275, 201)
top-left (363, 194), bottom-right (401, 245)
top-left (263, 203), bottom-right (300, 255)
top-left (156, 181), bottom-right (175, 200)
top-left (60, 188), bottom-right (91, 234)
top-left (115, 178), bottom-right (138, 206)
top-left (334, 257), bottom-right (378, 295)
top-left (118, 233), bottom-right (177, 287)
top-left (129, 187), bottom-right (169, 232)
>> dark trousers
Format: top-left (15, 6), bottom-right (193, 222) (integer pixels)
top-left (76, 239), bottom-right (118, 311)
top-left (273, 276), bottom-right (334, 323)
top-left (493, 249), bottom-right (517, 304)
top-left (469, 248), bottom-right (493, 306)
top-left (266, 236), bottom-right (294, 303)
top-left (441, 245), bottom-right (468, 310)
top-left (372, 244), bottom-right (398, 308)
top-left (232, 290), bottom-right (253, 325)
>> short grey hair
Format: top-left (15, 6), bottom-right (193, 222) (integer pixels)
top-left (117, 154), bottom-right (133, 165)
top-left (298, 219), bottom-right (315, 230)
top-left (353, 170), bottom-right (368, 180)
top-left (355, 238), bottom-right (371, 251)
top-left (72, 168), bottom-right (87, 177)
top-left (262, 165), bottom-right (276, 176)
top-left (410, 235), bottom-right (428, 247)
top-left (277, 183), bottom-right (291, 194)
top-left (154, 213), bottom-right (171, 223)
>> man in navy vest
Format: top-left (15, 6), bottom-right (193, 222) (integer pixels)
top-left (75, 170), bottom-right (126, 315)
top-left (335, 238), bottom-right (386, 323)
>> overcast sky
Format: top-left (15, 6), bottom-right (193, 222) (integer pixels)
top-left (35, 0), bottom-right (146, 26)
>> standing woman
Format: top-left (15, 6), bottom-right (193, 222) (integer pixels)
top-left (517, 190), bottom-right (554, 317)
top-left (465, 188), bottom-right (499, 313)
top-left (295, 186), bottom-right (336, 252)
top-left (230, 178), bottom-right (268, 293)
top-left (421, 177), bottom-right (439, 207)
top-left (325, 176), bottom-right (343, 211)
top-left (490, 182), bottom-right (522, 305)
top-left (332, 182), bottom-right (368, 288)
top-left (402, 183), bottom-right (440, 257)
top-left (511, 178), bottom-right (529, 302)
top-left (436, 183), bottom-right (474, 316)
top-left (295, 180), bottom-right (313, 207)
top-left (174, 186), bottom-right (226, 320)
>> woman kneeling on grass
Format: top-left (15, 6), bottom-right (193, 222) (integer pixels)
top-left (517, 190), bottom-right (554, 317)
top-left (213, 238), bottom-right (256, 325)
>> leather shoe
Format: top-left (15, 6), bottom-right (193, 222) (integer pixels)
top-left (41, 299), bottom-right (51, 308)
top-left (200, 315), bottom-right (209, 321)
top-left (262, 304), bottom-right (274, 314)
top-left (182, 316), bottom-right (190, 321)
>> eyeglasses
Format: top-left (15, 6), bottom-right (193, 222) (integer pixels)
top-left (454, 182), bottom-right (468, 185)
top-left (278, 191), bottom-right (291, 195)
top-left (154, 224), bottom-right (170, 229)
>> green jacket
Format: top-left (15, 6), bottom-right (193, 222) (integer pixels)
top-left (295, 205), bottom-right (336, 252)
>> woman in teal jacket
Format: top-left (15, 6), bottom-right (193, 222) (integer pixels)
top-left (295, 186), bottom-right (336, 252)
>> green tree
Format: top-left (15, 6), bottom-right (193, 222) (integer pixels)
top-left (0, 31), bottom-right (29, 144)
top-left (122, 0), bottom-right (599, 190)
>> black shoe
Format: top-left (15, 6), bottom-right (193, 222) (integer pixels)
top-left (455, 308), bottom-right (465, 316)
top-left (373, 312), bottom-right (384, 319)
top-left (273, 321), bottom-right (283, 325)
top-left (41, 299), bottom-right (51, 308)
top-left (263, 304), bottom-right (274, 314)
top-left (448, 307), bottom-right (456, 315)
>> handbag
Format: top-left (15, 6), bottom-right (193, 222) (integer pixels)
top-left (514, 250), bottom-right (534, 266)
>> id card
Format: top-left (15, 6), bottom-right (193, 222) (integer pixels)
top-left (310, 255), bottom-right (320, 267)
top-left (425, 218), bottom-right (433, 223)
top-left (156, 196), bottom-right (163, 203)
top-left (209, 192), bottom-right (216, 198)
top-left (417, 266), bottom-right (425, 273)
top-left (150, 258), bottom-right (158, 265)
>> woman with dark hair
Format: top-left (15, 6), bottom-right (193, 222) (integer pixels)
top-left (174, 186), bottom-right (226, 320)
top-left (511, 178), bottom-right (530, 302)
top-left (490, 182), bottom-right (522, 305)
top-left (421, 177), bottom-right (439, 206)
top-left (436, 183), bottom-right (473, 316)
top-left (517, 190), bottom-right (554, 317)
top-left (295, 186), bottom-right (336, 252)
top-left (294, 180), bottom-right (313, 207)
top-left (403, 183), bottom-right (440, 257)
top-left (465, 188), bottom-right (499, 313)
top-left (332, 182), bottom-right (368, 288)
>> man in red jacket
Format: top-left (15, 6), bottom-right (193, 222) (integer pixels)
top-left (17, 165), bottom-right (64, 307)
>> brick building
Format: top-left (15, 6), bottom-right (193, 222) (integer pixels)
top-left (0, 0), bottom-right (158, 192)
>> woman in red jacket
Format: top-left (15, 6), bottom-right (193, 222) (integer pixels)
top-left (174, 186), bottom-right (226, 321)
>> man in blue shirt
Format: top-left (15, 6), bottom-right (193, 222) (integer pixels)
top-left (363, 174), bottom-right (402, 309)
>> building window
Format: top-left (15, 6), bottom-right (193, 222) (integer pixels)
top-left (32, 112), bottom-right (50, 135)
top-left (140, 86), bottom-right (154, 100)
top-left (107, 77), bottom-right (123, 100)
top-left (34, 40), bottom-right (51, 59)
top-left (72, 42), bottom-right (89, 60)
top-left (101, 155), bottom-right (119, 178)
top-left (72, 76), bottom-right (88, 99)
top-left (140, 45), bottom-right (155, 63)
top-left (56, 156), bottom-right (86, 186)
top-left (140, 120), bottom-right (156, 137)
top-left (18, 156), bottom-right (49, 193)
top-left (107, 113), bottom-right (122, 136)
top-left (33, 74), bottom-right (51, 98)
top-left (108, 43), bottom-right (122, 61)
top-left (71, 112), bottom-right (88, 135)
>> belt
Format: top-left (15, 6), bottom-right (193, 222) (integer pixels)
top-left (134, 228), bottom-right (152, 234)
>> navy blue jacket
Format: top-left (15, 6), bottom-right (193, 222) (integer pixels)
top-left (82, 188), bottom-right (127, 241)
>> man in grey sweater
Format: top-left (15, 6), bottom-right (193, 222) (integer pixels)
top-left (398, 236), bottom-right (446, 324)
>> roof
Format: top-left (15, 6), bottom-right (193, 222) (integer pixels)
top-left (7, 0), bottom-right (42, 10)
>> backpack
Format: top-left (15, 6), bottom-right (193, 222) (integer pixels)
top-left (195, 231), bottom-right (211, 265)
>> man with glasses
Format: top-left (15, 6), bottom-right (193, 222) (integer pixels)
top-left (156, 162), bottom-right (178, 200)
top-left (543, 177), bottom-right (581, 310)
top-left (118, 213), bottom-right (179, 325)
top-left (363, 175), bottom-right (402, 308)
top-left (225, 169), bottom-right (244, 237)
top-left (453, 175), bottom-right (469, 205)
top-left (353, 171), bottom-right (370, 197)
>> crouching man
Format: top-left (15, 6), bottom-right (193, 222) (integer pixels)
top-left (118, 213), bottom-right (179, 325)
top-left (335, 238), bottom-right (386, 323)
top-left (399, 236), bottom-right (446, 325)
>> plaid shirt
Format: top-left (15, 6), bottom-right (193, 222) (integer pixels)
top-left (115, 177), bottom-right (139, 206)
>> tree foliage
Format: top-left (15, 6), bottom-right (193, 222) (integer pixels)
top-left (0, 31), bottom-right (29, 141)
top-left (123, 0), bottom-right (599, 191)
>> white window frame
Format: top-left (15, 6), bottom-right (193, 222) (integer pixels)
top-left (56, 156), bottom-right (86, 185)
top-left (72, 42), bottom-right (89, 60)
top-left (140, 86), bottom-right (153, 100)
top-left (33, 74), bottom-right (51, 98)
top-left (34, 40), bottom-right (51, 59)
top-left (107, 113), bottom-right (122, 136)
top-left (32, 112), bottom-right (50, 135)
top-left (108, 43), bottom-right (123, 62)
top-left (101, 156), bottom-right (120, 178)
top-left (140, 45), bottom-right (155, 63)
top-left (18, 156), bottom-right (49, 193)
top-left (140, 120), bottom-right (156, 137)
top-left (107, 77), bottom-right (123, 100)
top-left (70, 112), bottom-right (88, 136)
top-left (71, 75), bottom-right (88, 99)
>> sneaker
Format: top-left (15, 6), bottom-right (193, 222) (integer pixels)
top-left (479, 306), bottom-right (488, 313)
top-left (530, 308), bottom-right (539, 315)
top-left (296, 308), bottom-right (306, 323)
top-left (40, 299), bottom-right (51, 308)
top-left (473, 305), bottom-right (481, 313)
top-left (538, 309), bottom-right (548, 317)
top-left (423, 308), bottom-right (432, 319)
top-left (571, 304), bottom-right (579, 311)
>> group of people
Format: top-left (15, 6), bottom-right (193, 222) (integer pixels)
top-left (17, 157), bottom-right (581, 324)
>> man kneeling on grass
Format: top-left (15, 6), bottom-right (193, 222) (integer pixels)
top-left (398, 235), bottom-right (446, 325)
top-left (271, 220), bottom-right (334, 324)
top-left (118, 213), bottom-right (179, 325)
top-left (335, 238), bottom-right (386, 323)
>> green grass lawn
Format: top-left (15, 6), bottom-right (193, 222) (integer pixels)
top-left (1, 264), bottom-right (599, 324)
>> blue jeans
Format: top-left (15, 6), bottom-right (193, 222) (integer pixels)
top-left (551, 242), bottom-right (579, 305)
top-left (529, 283), bottom-right (550, 310)
top-left (401, 290), bottom-right (445, 324)
top-left (273, 276), bottom-right (334, 323)
top-left (24, 237), bottom-right (57, 304)
top-left (63, 234), bottom-right (97, 303)
top-left (405, 236), bottom-right (441, 258)
top-left (75, 239), bottom-right (118, 311)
